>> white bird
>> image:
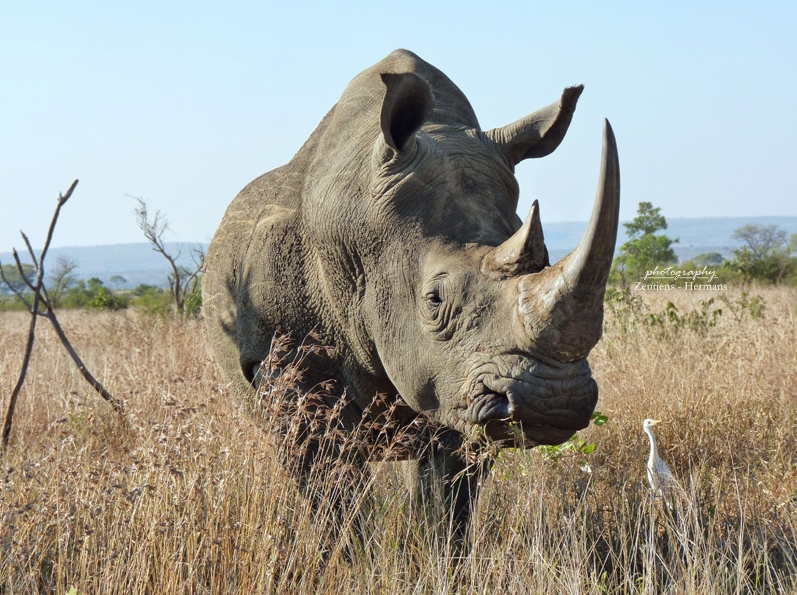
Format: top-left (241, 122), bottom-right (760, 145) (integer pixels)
top-left (642, 418), bottom-right (677, 496)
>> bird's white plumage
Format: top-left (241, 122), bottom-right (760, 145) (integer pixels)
top-left (643, 418), bottom-right (677, 496)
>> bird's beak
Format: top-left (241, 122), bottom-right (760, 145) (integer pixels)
top-left (650, 419), bottom-right (661, 425)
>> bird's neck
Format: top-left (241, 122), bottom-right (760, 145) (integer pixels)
top-left (645, 428), bottom-right (659, 462)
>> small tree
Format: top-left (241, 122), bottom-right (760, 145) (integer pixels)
top-left (133, 197), bottom-right (204, 314)
top-left (732, 224), bottom-right (788, 260)
top-left (48, 255), bottom-right (78, 308)
top-left (109, 274), bottom-right (127, 290)
top-left (727, 224), bottom-right (794, 284)
top-left (611, 202), bottom-right (678, 287)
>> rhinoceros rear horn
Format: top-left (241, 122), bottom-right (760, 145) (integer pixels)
top-left (482, 199), bottom-right (549, 276)
top-left (486, 85), bottom-right (583, 166)
top-left (380, 72), bottom-right (433, 153)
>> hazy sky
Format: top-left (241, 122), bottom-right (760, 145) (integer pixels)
top-left (2, 1), bottom-right (795, 249)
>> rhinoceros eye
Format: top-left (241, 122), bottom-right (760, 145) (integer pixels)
top-left (421, 280), bottom-right (457, 340)
top-left (425, 290), bottom-right (443, 308)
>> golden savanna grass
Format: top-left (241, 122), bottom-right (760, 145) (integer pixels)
top-left (1, 287), bottom-right (796, 594)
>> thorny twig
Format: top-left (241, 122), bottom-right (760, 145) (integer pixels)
top-left (1, 180), bottom-right (124, 451)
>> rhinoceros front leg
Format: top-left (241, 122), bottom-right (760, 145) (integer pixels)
top-left (403, 429), bottom-right (491, 550)
top-left (254, 358), bottom-right (374, 562)
top-left (290, 433), bottom-right (374, 563)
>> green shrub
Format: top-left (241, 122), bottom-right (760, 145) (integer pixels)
top-left (129, 284), bottom-right (173, 316)
top-left (0, 295), bottom-right (32, 311)
top-left (647, 298), bottom-right (723, 334)
top-left (62, 278), bottom-right (128, 310)
top-left (184, 289), bottom-right (202, 318)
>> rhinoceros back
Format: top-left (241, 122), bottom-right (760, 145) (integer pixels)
top-left (203, 110), bottom-right (335, 396)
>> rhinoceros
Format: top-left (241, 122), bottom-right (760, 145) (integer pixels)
top-left (203, 49), bottom-right (619, 546)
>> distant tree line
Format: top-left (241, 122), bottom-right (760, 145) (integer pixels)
top-left (0, 272), bottom-right (203, 316)
top-left (610, 202), bottom-right (797, 287)
top-left (2, 196), bottom-right (204, 316)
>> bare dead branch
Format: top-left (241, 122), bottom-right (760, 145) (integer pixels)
top-left (21, 233), bottom-right (38, 271)
top-left (12, 250), bottom-right (37, 292)
top-left (180, 247), bottom-right (205, 296)
top-left (132, 196), bottom-right (202, 313)
top-left (3, 259), bottom-right (43, 450)
top-left (9, 250), bottom-right (56, 314)
top-left (2, 294), bottom-right (42, 450)
top-left (189, 245), bottom-right (206, 276)
top-left (42, 312), bottom-right (123, 414)
top-left (24, 178), bottom-right (76, 279)
top-left (3, 180), bottom-right (124, 451)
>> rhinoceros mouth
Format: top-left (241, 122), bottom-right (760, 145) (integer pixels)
top-left (482, 420), bottom-right (585, 447)
top-left (457, 355), bottom-right (598, 446)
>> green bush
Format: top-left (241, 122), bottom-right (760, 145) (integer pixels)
top-left (723, 225), bottom-right (797, 284)
top-left (646, 298), bottom-right (723, 334)
top-left (184, 289), bottom-right (202, 318)
top-left (129, 284), bottom-right (172, 316)
top-left (131, 283), bottom-right (162, 297)
top-left (0, 295), bottom-right (31, 312)
top-left (719, 290), bottom-right (766, 322)
top-left (62, 278), bottom-right (129, 311)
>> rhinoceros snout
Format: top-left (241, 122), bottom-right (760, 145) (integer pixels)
top-left (461, 356), bottom-right (597, 446)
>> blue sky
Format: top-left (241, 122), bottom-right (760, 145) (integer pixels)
top-left (2, 1), bottom-right (795, 248)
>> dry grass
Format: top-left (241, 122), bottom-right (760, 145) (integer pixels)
top-left (1, 287), bottom-right (796, 594)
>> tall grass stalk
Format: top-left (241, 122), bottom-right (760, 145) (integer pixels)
top-left (1, 287), bottom-right (796, 593)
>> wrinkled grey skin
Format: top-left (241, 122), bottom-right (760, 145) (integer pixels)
top-left (203, 49), bottom-right (619, 545)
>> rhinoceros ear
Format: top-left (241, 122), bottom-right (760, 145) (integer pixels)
top-left (380, 72), bottom-right (433, 153)
top-left (485, 85), bottom-right (583, 166)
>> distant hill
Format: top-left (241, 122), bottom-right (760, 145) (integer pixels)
top-left (544, 216), bottom-right (797, 264)
top-left (2, 216), bottom-right (796, 288)
top-left (0, 242), bottom-right (206, 289)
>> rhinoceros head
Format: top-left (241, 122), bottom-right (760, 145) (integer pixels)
top-left (296, 50), bottom-right (619, 446)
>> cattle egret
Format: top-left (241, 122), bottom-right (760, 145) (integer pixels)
top-left (642, 418), bottom-right (677, 496)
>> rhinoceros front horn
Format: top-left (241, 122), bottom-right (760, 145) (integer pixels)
top-left (492, 120), bottom-right (620, 362)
